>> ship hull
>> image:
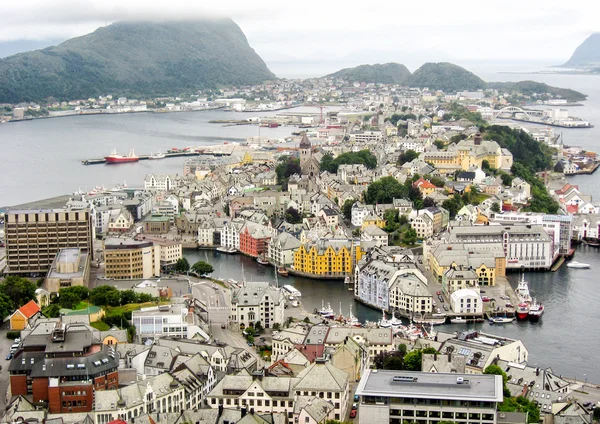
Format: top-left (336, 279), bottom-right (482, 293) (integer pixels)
top-left (105, 157), bottom-right (139, 163)
top-left (516, 311), bottom-right (529, 320)
top-left (528, 313), bottom-right (542, 322)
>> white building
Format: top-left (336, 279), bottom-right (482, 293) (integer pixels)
top-left (144, 174), bottom-right (181, 192)
top-left (231, 282), bottom-right (285, 329)
top-left (268, 232), bottom-right (301, 267)
top-left (222, 219), bottom-right (244, 250)
top-left (450, 288), bottom-right (482, 314)
top-left (132, 304), bottom-right (192, 342)
top-left (351, 202), bottom-right (374, 227)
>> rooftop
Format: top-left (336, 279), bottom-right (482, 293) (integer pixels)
top-left (356, 370), bottom-right (503, 402)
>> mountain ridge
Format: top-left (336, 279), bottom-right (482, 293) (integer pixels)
top-left (0, 19), bottom-right (276, 103)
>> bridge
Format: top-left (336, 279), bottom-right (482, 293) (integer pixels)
top-left (492, 106), bottom-right (545, 120)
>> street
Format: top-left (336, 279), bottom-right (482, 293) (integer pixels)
top-left (0, 323), bottom-right (13, 411)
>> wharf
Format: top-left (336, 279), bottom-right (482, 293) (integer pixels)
top-left (82, 151), bottom-right (209, 165)
top-left (551, 256), bottom-right (566, 272)
top-left (568, 162), bottom-right (600, 175)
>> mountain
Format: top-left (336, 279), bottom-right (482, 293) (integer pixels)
top-left (561, 33), bottom-right (600, 69)
top-left (0, 19), bottom-right (275, 103)
top-left (325, 63), bottom-right (411, 84)
top-left (407, 62), bottom-right (486, 92)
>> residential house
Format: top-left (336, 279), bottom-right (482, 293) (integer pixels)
top-left (231, 282), bottom-right (285, 329)
top-left (268, 232), bottom-right (302, 267)
top-left (9, 300), bottom-right (41, 330)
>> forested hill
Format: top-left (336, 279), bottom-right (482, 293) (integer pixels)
top-left (0, 19), bottom-right (276, 103)
top-left (406, 62), bottom-right (486, 92)
top-left (326, 63), bottom-right (411, 84)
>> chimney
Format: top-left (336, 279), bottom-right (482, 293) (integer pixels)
top-left (474, 133), bottom-right (482, 145)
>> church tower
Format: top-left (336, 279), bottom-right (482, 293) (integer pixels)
top-left (299, 131), bottom-right (312, 167)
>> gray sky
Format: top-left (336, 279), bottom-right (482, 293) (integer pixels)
top-left (1, 0), bottom-right (598, 76)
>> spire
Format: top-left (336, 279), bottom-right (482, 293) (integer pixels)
top-left (299, 132), bottom-right (311, 150)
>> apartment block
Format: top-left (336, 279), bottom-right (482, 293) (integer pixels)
top-left (103, 238), bottom-right (160, 280)
top-left (5, 208), bottom-right (94, 275)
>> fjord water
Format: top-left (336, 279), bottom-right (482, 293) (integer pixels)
top-left (2, 72), bottom-right (600, 380)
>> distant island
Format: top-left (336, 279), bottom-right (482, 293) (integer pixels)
top-left (326, 63), bottom-right (411, 84)
top-left (560, 33), bottom-right (600, 70)
top-left (0, 19), bottom-right (275, 104)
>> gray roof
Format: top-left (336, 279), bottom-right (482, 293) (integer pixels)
top-left (294, 361), bottom-right (348, 392)
top-left (324, 327), bottom-right (393, 346)
top-left (356, 370), bottom-right (503, 402)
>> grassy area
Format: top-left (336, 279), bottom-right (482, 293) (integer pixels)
top-left (90, 321), bottom-right (110, 331)
top-left (73, 301), bottom-right (91, 310)
top-left (472, 193), bottom-right (490, 204)
top-left (104, 300), bottom-right (170, 315)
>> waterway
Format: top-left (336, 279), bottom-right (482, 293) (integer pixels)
top-left (2, 69), bottom-right (600, 381)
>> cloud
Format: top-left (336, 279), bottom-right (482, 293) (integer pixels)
top-left (0, 0), bottom-right (598, 67)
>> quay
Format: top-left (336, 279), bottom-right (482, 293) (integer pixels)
top-left (81, 151), bottom-right (228, 165)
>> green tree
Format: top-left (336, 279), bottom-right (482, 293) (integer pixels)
top-left (383, 356), bottom-right (404, 370)
top-left (106, 290), bottom-right (122, 307)
top-left (58, 290), bottom-right (80, 309)
top-left (0, 276), bottom-right (37, 308)
top-left (0, 292), bottom-right (14, 321)
top-left (398, 149), bottom-right (419, 165)
top-left (365, 176), bottom-right (408, 204)
top-left (175, 257), bottom-right (190, 273)
top-left (223, 202), bottom-right (230, 217)
top-left (491, 203), bottom-right (501, 213)
top-left (138, 293), bottom-right (154, 303)
top-left (402, 227), bottom-right (418, 245)
top-left (90, 285), bottom-right (120, 307)
top-left (430, 176), bottom-right (446, 188)
top-left (341, 199), bottom-right (356, 221)
top-left (43, 303), bottom-right (61, 318)
top-left (191, 261), bottom-right (214, 275)
top-left (320, 150), bottom-right (377, 173)
top-left (398, 343), bottom-right (408, 356)
top-left (120, 290), bottom-right (138, 305)
top-left (403, 350), bottom-right (423, 371)
top-left (284, 207), bottom-right (302, 224)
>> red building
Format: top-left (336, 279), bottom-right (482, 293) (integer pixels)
top-left (9, 320), bottom-right (119, 414)
top-left (239, 222), bottom-right (272, 258)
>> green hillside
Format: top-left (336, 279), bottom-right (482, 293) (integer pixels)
top-left (326, 63), bottom-right (411, 84)
top-left (407, 62), bottom-right (486, 92)
top-left (0, 19), bottom-right (276, 103)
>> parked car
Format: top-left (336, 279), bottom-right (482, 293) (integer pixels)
top-left (443, 305), bottom-right (449, 311)
top-left (5, 353), bottom-right (12, 360)
top-left (350, 410), bottom-right (357, 418)
top-left (352, 403), bottom-right (358, 410)
top-left (221, 323), bottom-right (226, 329)
top-left (482, 296), bottom-right (490, 302)
top-left (438, 295), bottom-right (444, 303)
top-left (354, 395), bottom-right (360, 402)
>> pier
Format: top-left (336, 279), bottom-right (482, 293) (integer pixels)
top-left (81, 151), bottom-right (227, 165)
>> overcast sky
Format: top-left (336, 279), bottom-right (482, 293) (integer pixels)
top-left (1, 0), bottom-right (598, 76)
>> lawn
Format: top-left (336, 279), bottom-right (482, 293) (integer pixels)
top-left (90, 321), bottom-right (110, 331)
top-left (104, 300), bottom-right (170, 315)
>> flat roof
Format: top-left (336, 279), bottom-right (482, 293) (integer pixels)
top-left (355, 370), bottom-right (503, 402)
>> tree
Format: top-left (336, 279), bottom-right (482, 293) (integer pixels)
top-left (402, 227), bottom-right (418, 246)
top-left (397, 343), bottom-right (408, 356)
top-left (43, 303), bottom-right (61, 318)
top-left (402, 350), bottom-right (422, 371)
top-left (341, 199), bottom-right (355, 221)
top-left (398, 149), bottom-right (419, 165)
top-left (383, 355), bottom-right (404, 370)
top-left (365, 177), bottom-right (407, 204)
top-left (120, 290), bottom-right (138, 305)
top-left (58, 290), bottom-right (80, 309)
top-left (0, 292), bottom-right (14, 321)
top-left (105, 290), bottom-right (122, 307)
top-left (491, 203), bottom-right (501, 213)
top-left (423, 197), bottom-right (436, 208)
top-left (175, 257), bottom-right (190, 273)
top-left (434, 140), bottom-right (446, 150)
top-left (284, 207), bottom-right (302, 224)
top-left (320, 150), bottom-right (377, 173)
top-left (192, 261), bottom-right (214, 275)
top-left (0, 276), bottom-right (37, 308)
top-left (430, 176), bottom-right (446, 188)
top-left (90, 285), bottom-right (120, 307)
top-left (223, 202), bottom-right (230, 217)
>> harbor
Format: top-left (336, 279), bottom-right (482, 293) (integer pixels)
top-left (81, 150), bottom-right (205, 165)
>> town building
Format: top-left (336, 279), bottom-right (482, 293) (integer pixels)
top-left (293, 239), bottom-right (363, 278)
top-left (9, 320), bottom-right (119, 414)
top-left (4, 207), bottom-right (94, 275)
top-left (103, 238), bottom-right (160, 280)
top-left (239, 222), bottom-right (273, 258)
top-left (9, 300), bottom-right (41, 330)
top-left (144, 174), bottom-right (181, 192)
top-left (131, 304), bottom-right (194, 342)
top-left (44, 248), bottom-right (90, 293)
top-left (143, 214), bottom-right (170, 234)
top-left (231, 282), bottom-right (285, 329)
top-left (355, 370), bottom-right (503, 424)
top-left (267, 232), bottom-right (302, 267)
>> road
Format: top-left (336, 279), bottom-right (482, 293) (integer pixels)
top-left (0, 323), bottom-right (14, 410)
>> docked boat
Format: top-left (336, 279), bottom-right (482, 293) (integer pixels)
top-left (289, 296), bottom-right (299, 307)
top-left (489, 317), bottom-right (515, 324)
top-left (282, 285), bottom-right (301, 297)
top-left (450, 317), bottom-right (467, 324)
top-left (344, 276), bottom-right (351, 284)
top-left (277, 267), bottom-right (289, 277)
top-left (378, 311), bottom-right (392, 328)
top-left (390, 315), bottom-right (404, 328)
top-left (105, 148), bottom-right (139, 163)
top-left (516, 302), bottom-right (530, 320)
top-left (515, 274), bottom-right (532, 304)
top-left (317, 301), bottom-right (335, 319)
top-left (583, 238), bottom-right (600, 247)
top-left (256, 255), bottom-right (269, 265)
top-left (148, 151), bottom-right (165, 160)
top-left (528, 299), bottom-right (544, 321)
top-left (216, 246), bottom-right (238, 254)
top-left (567, 261), bottom-right (591, 269)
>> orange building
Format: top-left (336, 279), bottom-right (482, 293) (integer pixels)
top-left (9, 300), bottom-right (41, 330)
top-left (239, 222), bottom-right (272, 258)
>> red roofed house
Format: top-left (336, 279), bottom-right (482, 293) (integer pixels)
top-left (413, 177), bottom-right (438, 197)
top-left (9, 300), bottom-right (41, 330)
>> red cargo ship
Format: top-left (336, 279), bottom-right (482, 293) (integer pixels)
top-left (105, 149), bottom-right (139, 164)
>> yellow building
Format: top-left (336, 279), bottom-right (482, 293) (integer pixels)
top-left (428, 242), bottom-right (506, 286)
top-left (361, 214), bottom-right (386, 229)
top-left (293, 239), bottom-right (363, 278)
top-left (103, 238), bottom-right (160, 280)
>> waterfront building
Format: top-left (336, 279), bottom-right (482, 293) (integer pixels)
top-left (293, 239), bottom-right (363, 278)
top-left (95, 205), bottom-right (133, 236)
top-left (152, 238), bottom-right (182, 267)
top-left (222, 219), bottom-right (244, 250)
top-left (572, 214), bottom-right (600, 241)
top-left (442, 267), bottom-right (479, 296)
top-left (143, 173), bottom-right (182, 192)
top-left (267, 231), bottom-right (302, 267)
top-left (9, 320), bottom-right (119, 414)
top-left (103, 237), bottom-right (160, 280)
top-left (4, 207), bottom-right (94, 275)
top-left (231, 281), bottom-right (285, 329)
top-left (239, 221), bottom-right (273, 258)
top-left (444, 224), bottom-right (554, 270)
top-left (355, 370), bottom-right (503, 424)
top-left (45, 248), bottom-right (90, 293)
top-left (450, 289), bottom-right (482, 314)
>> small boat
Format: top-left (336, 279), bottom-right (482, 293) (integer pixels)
top-left (567, 261), bottom-right (591, 269)
top-left (450, 317), bottom-right (467, 324)
top-left (282, 285), bottom-right (301, 297)
top-left (317, 301), bottom-right (335, 319)
top-left (583, 238), bottom-right (600, 247)
top-left (344, 276), bottom-right (351, 284)
top-left (516, 302), bottom-right (530, 320)
top-left (148, 151), bottom-right (165, 160)
top-left (217, 246), bottom-right (238, 254)
top-left (256, 255), bottom-right (269, 266)
top-left (390, 315), bottom-right (404, 328)
top-left (378, 310), bottom-right (392, 328)
top-left (277, 267), bottom-right (289, 277)
top-left (528, 299), bottom-right (544, 321)
top-left (489, 317), bottom-right (515, 324)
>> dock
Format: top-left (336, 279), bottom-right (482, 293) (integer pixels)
top-left (82, 151), bottom-right (219, 165)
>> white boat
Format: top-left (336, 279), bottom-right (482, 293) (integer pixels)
top-left (282, 285), bottom-right (301, 297)
top-left (217, 246), bottom-right (238, 254)
top-left (515, 274), bottom-right (532, 304)
top-left (450, 317), bottom-right (467, 324)
top-left (148, 151), bottom-right (165, 160)
top-left (344, 276), bottom-right (351, 284)
top-left (317, 301), bottom-right (335, 319)
top-left (378, 310), bottom-right (392, 328)
top-left (567, 261), bottom-right (591, 269)
top-left (390, 315), bottom-right (404, 328)
top-left (489, 317), bottom-right (515, 324)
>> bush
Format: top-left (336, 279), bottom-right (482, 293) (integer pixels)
top-left (7, 331), bottom-right (20, 339)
